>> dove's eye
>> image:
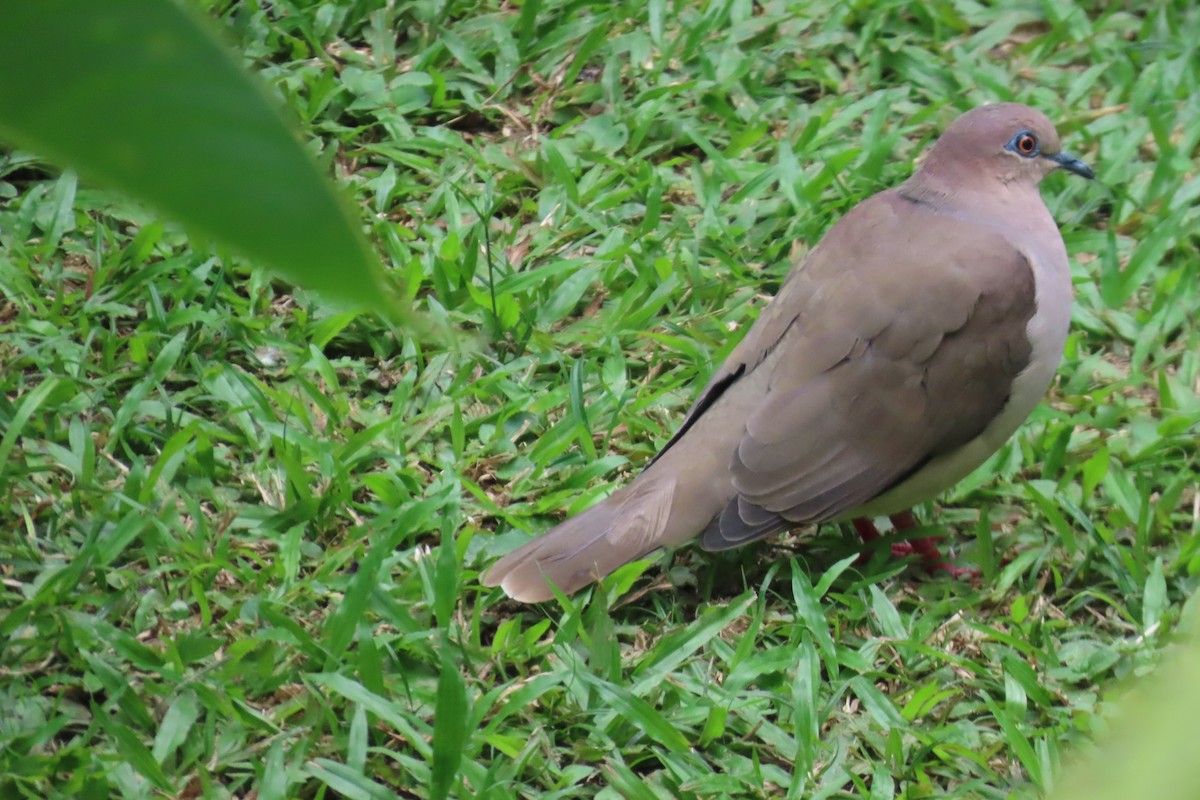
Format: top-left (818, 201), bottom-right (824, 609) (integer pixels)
top-left (1008, 131), bottom-right (1040, 157)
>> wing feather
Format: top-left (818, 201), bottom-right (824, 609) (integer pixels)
top-left (701, 192), bottom-right (1036, 550)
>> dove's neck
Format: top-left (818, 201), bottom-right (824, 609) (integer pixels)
top-left (899, 168), bottom-right (1055, 243)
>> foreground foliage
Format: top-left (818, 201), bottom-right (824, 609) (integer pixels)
top-left (2, 1), bottom-right (1198, 797)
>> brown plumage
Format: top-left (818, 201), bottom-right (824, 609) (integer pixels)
top-left (483, 103), bottom-right (1094, 602)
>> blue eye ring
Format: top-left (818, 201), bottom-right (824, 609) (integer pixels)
top-left (1008, 130), bottom-right (1040, 158)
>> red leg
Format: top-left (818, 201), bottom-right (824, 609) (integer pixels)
top-left (853, 516), bottom-right (925, 562)
top-left (887, 511), bottom-right (922, 558)
top-left (888, 510), bottom-right (921, 531)
top-left (853, 518), bottom-right (882, 566)
top-left (888, 511), bottom-right (978, 579)
top-left (853, 517), bottom-right (882, 543)
top-left (854, 512), bottom-right (979, 579)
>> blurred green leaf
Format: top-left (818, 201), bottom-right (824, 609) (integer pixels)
top-left (1050, 621), bottom-right (1200, 800)
top-left (0, 0), bottom-right (398, 316)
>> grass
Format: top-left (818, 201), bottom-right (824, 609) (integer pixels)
top-left (2, 0), bottom-right (1199, 797)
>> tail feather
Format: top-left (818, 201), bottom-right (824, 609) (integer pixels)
top-left (481, 478), bottom-right (675, 602)
top-left (701, 495), bottom-right (786, 550)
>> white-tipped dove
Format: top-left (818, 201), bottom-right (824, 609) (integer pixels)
top-left (483, 103), bottom-right (1094, 603)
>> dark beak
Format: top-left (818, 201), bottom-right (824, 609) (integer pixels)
top-left (1045, 150), bottom-right (1095, 180)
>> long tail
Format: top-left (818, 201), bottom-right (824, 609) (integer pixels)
top-left (481, 476), bottom-right (676, 602)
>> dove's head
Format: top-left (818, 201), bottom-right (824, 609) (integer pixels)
top-left (914, 103), bottom-right (1094, 196)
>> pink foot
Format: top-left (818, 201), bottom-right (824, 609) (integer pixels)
top-left (852, 511), bottom-right (979, 580)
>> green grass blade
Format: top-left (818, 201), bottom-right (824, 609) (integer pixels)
top-left (430, 650), bottom-right (469, 800)
top-left (580, 672), bottom-right (692, 753)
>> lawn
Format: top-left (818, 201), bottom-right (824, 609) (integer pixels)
top-left (2, 1), bottom-right (1199, 798)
